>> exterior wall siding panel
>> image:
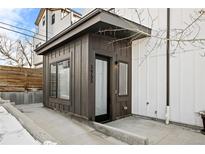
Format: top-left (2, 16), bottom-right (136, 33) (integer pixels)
top-left (43, 32), bottom-right (132, 121)
top-left (89, 34), bottom-right (132, 120)
top-left (131, 8), bottom-right (205, 127)
top-left (74, 40), bottom-right (82, 115)
top-left (44, 35), bottom-right (89, 118)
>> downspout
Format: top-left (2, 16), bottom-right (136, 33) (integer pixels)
top-left (165, 8), bottom-right (170, 125)
top-left (46, 8), bottom-right (48, 41)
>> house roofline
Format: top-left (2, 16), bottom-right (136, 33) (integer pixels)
top-left (35, 8), bottom-right (82, 26)
top-left (35, 8), bottom-right (45, 26)
top-left (35, 8), bottom-right (151, 55)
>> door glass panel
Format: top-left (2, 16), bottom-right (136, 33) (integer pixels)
top-left (119, 62), bottom-right (128, 95)
top-left (95, 59), bottom-right (107, 116)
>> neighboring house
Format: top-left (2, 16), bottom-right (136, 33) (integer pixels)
top-left (33, 8), bottom-right (82, 67)
top-left (35, 8), bottom-right (205, 127)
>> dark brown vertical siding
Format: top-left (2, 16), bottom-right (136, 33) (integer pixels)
top-left (44, 34), bottom-right (90, 119)
top-left (88, 38), bottom-right (95, 120)
top-left (44, 54), bottom-right (49, 107)
top-left (73, 36), bottom-right (89, 117)
top-left (115, 42), bottom-right (132, 118)
top-left (88, 34), bottom-right (131, 121)
top-left (88, 35), bottom-right (95, 120)
top-left (70, 43), bottom-right (75, 113)
top-left (43, 55), bottom-right (46, 106)
top-left (81, 36), bottom-right (89, 117)
top-left (43, 33), bottom-right (131, 121)
top-left (74, 40), bottom-right (81, 115)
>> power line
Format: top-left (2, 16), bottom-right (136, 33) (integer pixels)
top-left (0, 21), bottom-right (46, 38)
top-left (0, 20), bottom-right (55, 39)
top-left (0, 25), bottom-right (46, 42)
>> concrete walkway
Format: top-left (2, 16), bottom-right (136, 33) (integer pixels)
top-left (106, 116), bottom-right (205, 145)
top-left (0, 106), bottom-right (40, 145)
top-left (15, 103), bottom-right (125, 145)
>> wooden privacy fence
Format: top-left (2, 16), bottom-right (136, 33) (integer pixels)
top-left (0, 65), bottom-right (43, 92)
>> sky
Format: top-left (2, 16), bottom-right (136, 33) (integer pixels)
top-left (0, 8), bottom-right (40, 39)
top-left (0, 8), bottom-right (84, 40)
top-left (0, 8), bottom-right (84, 65)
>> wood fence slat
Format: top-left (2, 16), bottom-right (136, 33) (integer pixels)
top-left (0, 65), bottom-right (43, 92)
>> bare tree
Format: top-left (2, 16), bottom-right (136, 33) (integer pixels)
top-left (0, 35), bottom-right (32, 67)
top-left (99, 8), bottom-right (205, 66)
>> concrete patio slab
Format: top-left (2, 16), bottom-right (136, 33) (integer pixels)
top-left (106, 116), bottom-right (205, 145)
top-left (15, 103), bottom-right (126, 145)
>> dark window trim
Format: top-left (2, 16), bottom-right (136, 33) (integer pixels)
top-left (49, 63), bottom-right (57, 98)
top-left (49, 58), bottom-right (71, 101)
top-left (51, 14), bottom-right (55, 25)
top-left (42, 16), bottom-right (45, 26)
top-left (118, 61), bottom-right (129, 97)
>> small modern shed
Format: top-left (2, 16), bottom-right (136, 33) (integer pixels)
top-left (35, 9), bottom-right (151, 122)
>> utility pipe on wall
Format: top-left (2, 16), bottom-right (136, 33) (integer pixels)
top-left (165, 8), bottom-right (170, 125)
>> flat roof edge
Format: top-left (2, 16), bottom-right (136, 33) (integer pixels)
top-left (35, 9), bottom-right (152, 55)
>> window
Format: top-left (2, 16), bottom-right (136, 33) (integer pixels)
top-left (50, 63), bottom-right (57, 97)
top-left (49, 60), bottom-right (70, 100)
top-left (57, 60), bottom-right (70, 100)
top-left (42, 16), bottom-right (45, 26)
top-left (118, 62), bottom-right (128, 95)
top-left (61, 10), bottom-right (68, 19)
top-left (51, 14), bottom-right (55, 24)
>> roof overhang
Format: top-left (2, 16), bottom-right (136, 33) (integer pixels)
top-left (35, 9), bottom-right (151, 55)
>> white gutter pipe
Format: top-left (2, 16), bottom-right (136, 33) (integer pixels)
top-left (165, 106), bottom-right (170, 125)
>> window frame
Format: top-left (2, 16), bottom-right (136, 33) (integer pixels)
top-left (118, 61), bottom-right (129, 96)
top-left (49, 58), bottom-right (71, 101)
top-left (49, 63), bottom-right (57, 98)
top-left (51, 13), bottom-right (55, 25)
top-left (42, 16), bottom-right (45, 26)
